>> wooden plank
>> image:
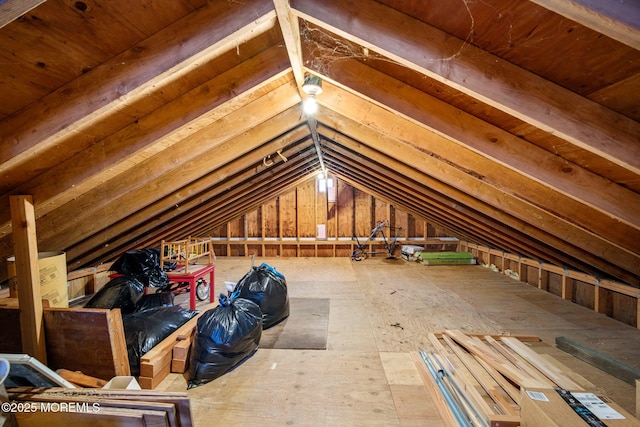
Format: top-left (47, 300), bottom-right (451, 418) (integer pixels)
top-left (485, 336), bottom-right (555, 388)
top-left (528, 0), bottom-right (640, 49)
top-left (409, 351), bottom-right (459, 427)
top-left (556, 336), bottom-right (640, 386)
top-left (9, 195), bottom-right (46, 363)
top-left (439, 335), bottom-right (520, 415)
top-left (14, 405), bottom-right (150, 427)
top-left (500, 337), bottom-right (583, 390)
top-left (14, 394), bottom-right (176, 427)
top-left (140, 349), bottom-right (172, 378)
top-left (138, 362), bottom-right (171, 390)
top-left (56, 369), bottom-right (107, 388)
top-left (428, 352), bottom-right (487, 427)
top-left (172, 338), bottom-right (192, 361)
top-left (137, 304), bottom-right (213, 386)
top-left (637, 379), bottom-right (640, 419)
top-left (8, 387), bottom-right (192, 427)
top-left (171, 359), bottom-right (188, 374)
top-left (426, 340), bottom-right (501, 427)
top-left (294, 0), bottom-right (640, 176)
top-left (106, 308), bottom-right (130, 376)
top-left (537, 353), bottom-right (596, 390)
top-left (444, 330), bottom-right (548, 389)
top-left (43, 308), bottom-right (130, 379)
top-left (0, 0), bottom-right (45, 29)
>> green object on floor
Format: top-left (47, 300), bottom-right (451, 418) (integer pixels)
top-left (418, 251), bottom-right (476, 265)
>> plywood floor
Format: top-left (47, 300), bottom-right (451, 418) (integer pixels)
top-left (164, 257), bottom-right (640, 426)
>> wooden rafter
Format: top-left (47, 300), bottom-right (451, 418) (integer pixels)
top-left (529, 0), bottom-right (640, 50)
top-left (0, 0), bottom-right (276, 178)
top-left (292, 0), bottom-right (640, 176)
top-left (0, 0), bottom-right (45, 29)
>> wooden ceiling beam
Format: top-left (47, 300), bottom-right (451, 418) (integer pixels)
top-left (292, 0), bottom-right (640, 176)
top-left (274, 0), bottom-right (329, 178)
top-left (321, 146), bottom-right (505, 246)
top-left (315, 55), bottom-right (640, 234)
top-left (321, 140), bottom-right (618, 278)
top-left (322, 132), bottom-right (573, 260)
top-left (0, 0), bottom-right (276, 175)
top-left (34, 100), bottom-right (305, 253)
top-left (316, 85), bottom-right (639, 265)
top-left (158, 144), bottom-right (318, 241)
top-left (328, 161), bottom-right (530, 260)
top-left (0, 0), bottom-right (45, 29)
top-left (273, 0), bottom-right (305, 87)
top-left (317, 108), bottom-right (640, 283)
top-left (0, 49), bottom-right (293, 240)
top-left (187, 169), bottom-right (318, 239)
top-left (528, 0), bottom-right (640, 50)
top-left (67, 142), bottom-right (318, 267)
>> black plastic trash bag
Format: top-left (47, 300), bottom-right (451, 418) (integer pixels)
top-left (110, 248), bottom-right (170, 289)
top-left (134, 291), bottom-right (174, 312)
top-left (187, 292), bottom-right (262, 389)
top-left (234, 262), bottom-right (289, 329)
top-left (123, 306), bottom-right (198, 376)
top-left (84, 276), bottom-right (145, 315)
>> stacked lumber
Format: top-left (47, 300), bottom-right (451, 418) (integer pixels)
top-left (8, 387), bottom-right (192, 426)
top-left (412, 330), bottom-right (635, 427)
top-left (138, 302), bottom-right (216, 389)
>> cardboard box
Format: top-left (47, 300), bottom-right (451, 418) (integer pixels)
top-left (6, 251), bottom-right (68, 308)
top-left (521, 388), bottom-right (640, 427)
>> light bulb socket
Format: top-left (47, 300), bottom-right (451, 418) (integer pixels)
top-left (302, 75), bottom-right (323, 96)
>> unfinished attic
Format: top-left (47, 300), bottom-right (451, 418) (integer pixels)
top-left (1, 0), bottom-right (640, 425)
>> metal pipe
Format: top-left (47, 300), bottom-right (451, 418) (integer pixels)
top-left (307, 117), bottom-right (327, 178)
top-left (420, 350), bottom-right (473, 427)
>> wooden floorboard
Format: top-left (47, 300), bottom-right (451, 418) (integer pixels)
top-left (167, 257), bottom-right (640, 426)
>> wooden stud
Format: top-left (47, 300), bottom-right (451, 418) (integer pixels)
top-left (9, 195), bottom-right (47, 363)
top-left (636, 379), bottom-right (640, 418)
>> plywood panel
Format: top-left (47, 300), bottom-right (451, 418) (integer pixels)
top-left (612, 292), bottom-right (637, 327)
top-left (264, 244), bottom-right (279, 257)
top-left (246, 208), bottom-right (261, 238)
top-left (337, 180), bottom-right (354, 238)
top-left (394, 208), bottom-right (408, 239)
top-left (575, 279), bottom-right (595, 310)
top-left (43, 308), bottom-right (130, 379)
top-left (407, 214), bottom-right (426, 240)
top-left (374, 198), bottom-right (388, 226)
top-left (228, 216), bottom-right (245, 239)
top-left (247, 244), bottom-right (262, 257)
top-left (210, 224), bottom-right (227, 239)
top-left (263, 199), bottom-right (279, 238)
top-left (548, 272), bottom-right (563, 297)
top-left (317, 246), bottom-right (333, 257)
top-left (280, 190), bottom-right (297, 238)
top-left (354, 188), bottom-right (372, 237)
top-left (316, 179), bottom-right (328, 239)
top-left (297, 180), bottom-right (316, 238)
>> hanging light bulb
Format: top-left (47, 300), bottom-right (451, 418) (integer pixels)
top-left (302, 74), bottom-right (322, 116)
top-left (303, 95), bottom-right (318, 115)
